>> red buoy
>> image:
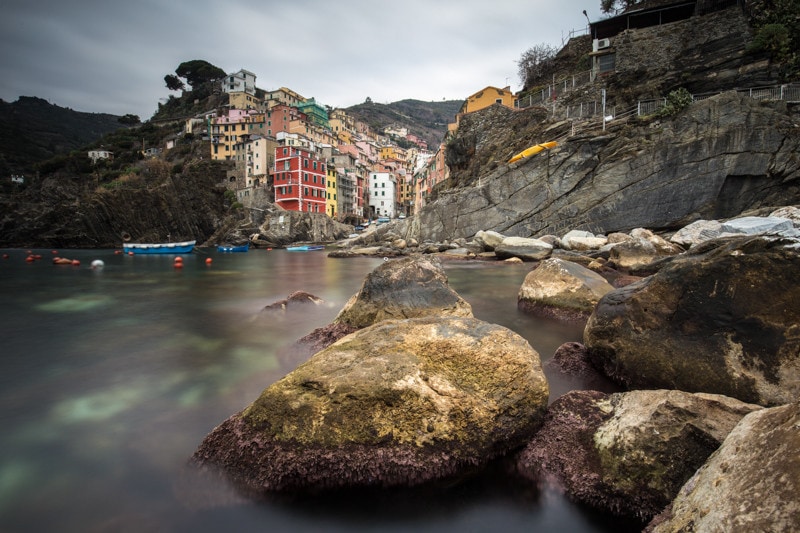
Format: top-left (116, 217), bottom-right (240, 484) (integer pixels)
top-left (52, 250), bottom-right (58, 255)
top-left (205, 258), bottom-right (212, 265)
top-left (71, 260), bottom-right (80, 266)
top-left (25, 255), bottom-right (35, 263)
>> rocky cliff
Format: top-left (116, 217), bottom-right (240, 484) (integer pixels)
top-left (403, 92), bottom-right (799, 243)
top-left (0, 158), bottom-right (230, 248)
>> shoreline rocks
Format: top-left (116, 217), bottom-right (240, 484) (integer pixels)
top-left (191, 316), bottom-right (549, 494)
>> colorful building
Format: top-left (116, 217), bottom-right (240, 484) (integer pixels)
top-left (369, 171), bottom-right (397, 218)
top-left (273, 144), bottom-right (327, 213)
top-left (210, 109), bottom-right (268, 160)
top-left (326, 165), bottom-right (338, 219)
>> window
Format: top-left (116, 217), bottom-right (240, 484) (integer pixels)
top-left (598, 53), bottom-right (616, 74)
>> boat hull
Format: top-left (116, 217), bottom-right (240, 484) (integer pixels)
top-left (508, 141), bottom-right (558, 163)
top-left (217, 244), bottom-right (249, 252)
top-left (286, 245), bottom-right (325, 251)
top-left (123, 240), bottom-right (196, 255)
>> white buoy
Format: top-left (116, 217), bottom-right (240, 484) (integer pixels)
top-left (91, 259), bottom-right (105, 269)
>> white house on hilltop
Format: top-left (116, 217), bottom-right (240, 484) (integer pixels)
top-left (223, 69), bottom-right (256, 95)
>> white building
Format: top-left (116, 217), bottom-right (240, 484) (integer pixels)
top-left (88, 150), bottom-right (113, 163)
top-left (222, 69), bottom-right (256, 95)
top-left (232, 135), bottom-right (272, 187)
top-left (369, 172), bottom-right (397, 218)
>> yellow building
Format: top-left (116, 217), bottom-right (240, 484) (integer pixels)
top-left (210, 110), bottom-right (267, 161)
top-left (228, 91), bottom-right (266, 112)
top-left (459, 86), bottom-right (516, 115)
top-left (326, 166), bottom-right (338, 219)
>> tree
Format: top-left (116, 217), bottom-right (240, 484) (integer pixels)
top-left (118, 114), bottom-right (140, 125)
top-left (600, 0), bottom-right (640, 14)
top-left (174, 60), bottom-right (226, 89)
top-left (517, 43), bottom-right (558, 88)
top-left (164, 74), bottom-right (184, 92)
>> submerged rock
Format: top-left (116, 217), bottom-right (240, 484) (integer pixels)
top-left (517, 258), bottom-right (614, 320)
top-left (191, 316), bottom-right (549, 494)
top-left (262, 291), bottom-right (324, 312)
top-left (333, 255), bottom-right (472, 328)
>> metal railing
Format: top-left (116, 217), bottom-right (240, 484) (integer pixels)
top-left (515, 70), bottom-right (595, 109)
top-left (636, 84), bottom-right (800, 116)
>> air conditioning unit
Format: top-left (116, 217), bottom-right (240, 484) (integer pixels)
top-left (596, 38), bottom-right (611, 50)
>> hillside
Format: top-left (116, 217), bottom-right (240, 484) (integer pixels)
top-left (345, 99), bottom-right (462, 149)
top-left (0, 97), bottom-right (132, 178)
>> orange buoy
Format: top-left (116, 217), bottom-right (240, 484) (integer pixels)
top-left (205, 258), bottom-right (212, 265)
top-left (25, 255), bottom-right (35, 263)
top-left (114, 250), bottom-right (122, 255)
top-left (128, 251), bottom-right (134, 256)
top-left (71, 260), bottom-right (80, 266)
top-left (34, 254), bottom-right (42, 260)
top-left (174, 256), bottom-right (183, 263)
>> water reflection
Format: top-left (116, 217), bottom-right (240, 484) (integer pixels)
top-left (0, 249), bottom-right (627, 532)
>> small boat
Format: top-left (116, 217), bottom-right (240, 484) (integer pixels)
top-left (286, 244), bottom-right (325, 252)
top-left (508, 141), bottom-right (558, 164)
top-left (217, 243), bottom-right (250, 253)
top-left (123, 240), bottom-right (196, 255)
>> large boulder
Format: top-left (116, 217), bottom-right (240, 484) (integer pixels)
top-left (333, 255), bottom-right (473, 328)
top-left (494, 236), bottom-right (553, 261)
top-left (647, 401), bottom-right (800, 532)
top-left (517, 258), bottom-right (614, 320)
top-left (516, 389), bottom-right (761, 522)
top-left (191, 316), bottom-right (550, 494)
top-left (561, 230), bottom-right (608, 251)
top-left (473, 230), bottom-right (506, 251)
top-left (585, 236), bottom-right (800, 406)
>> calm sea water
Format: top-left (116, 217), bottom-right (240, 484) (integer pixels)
top-left (0, 247), bottom-right (635, 533)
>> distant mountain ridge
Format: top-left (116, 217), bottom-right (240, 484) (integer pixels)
top-left (344, 98), bottom-right (462, 149)
top-left (0, 96), bottom-right (128, 177)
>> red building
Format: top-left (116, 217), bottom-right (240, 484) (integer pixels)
top-left (273, 145), bottom-right (327, 213)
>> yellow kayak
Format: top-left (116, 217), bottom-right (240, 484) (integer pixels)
top-left (508, 141), bottom-right (558, 163)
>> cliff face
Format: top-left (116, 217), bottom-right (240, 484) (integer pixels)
top-left (0, 159), bottom-right (230, 248)
top-left (406, 93), bottom-right (799, 242)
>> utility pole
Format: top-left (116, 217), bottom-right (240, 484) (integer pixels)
top-left (602, 89), bottom-right (607, 131)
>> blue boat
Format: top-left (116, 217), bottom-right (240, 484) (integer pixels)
top-left (123, 240), bottom-right (196, 255)
top-left (286, 244), bottom-right (325, 251)
top-left (217, 243), bottom-right (249, 253)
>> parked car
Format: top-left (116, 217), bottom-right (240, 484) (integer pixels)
top-left (376, 217), bottom-right (390, 225)
top-left (354, 224), bottom-right (366, 231)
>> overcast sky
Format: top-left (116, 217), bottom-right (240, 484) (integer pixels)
top-left (0, 0), bottom-right (604, 120)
